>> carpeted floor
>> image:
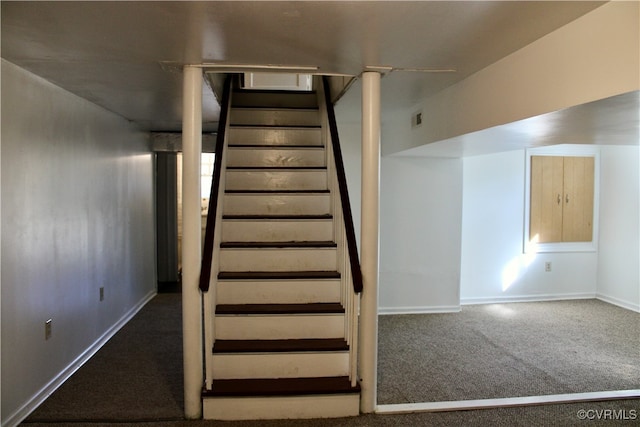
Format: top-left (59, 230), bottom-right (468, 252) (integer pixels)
top-left (23, 295), bottom-right (640, 425)
top-left (22, 400), bottom-right (640, 427)
top-left (25, 293), bottom-right (185, 423)
top-left (377, 299), bottom-right (640, 404)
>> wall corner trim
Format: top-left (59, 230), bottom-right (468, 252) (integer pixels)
top-left (595, 293), bottom-right (640, 313)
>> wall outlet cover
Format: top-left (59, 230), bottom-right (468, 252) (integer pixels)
top-left (412, 111), bottom-right (423, 128)
top-left (45, 319), bottom-right (52, 340)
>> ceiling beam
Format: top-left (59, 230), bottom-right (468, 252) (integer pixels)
top-left (151, 132), bottom-right (217, 153)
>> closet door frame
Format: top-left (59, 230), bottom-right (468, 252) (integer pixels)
top-left (524, 145), bottom-right (600, 254)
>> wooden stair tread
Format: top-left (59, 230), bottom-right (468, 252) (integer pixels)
top-left (231, 106), bottom-right (319, 111)
top-left (226, 166), bottom-right (326, 170)
top-left (216, 302), bottom-right (344, 315)
top-left (233, 89), bottom-right (317, 96)
top-left (230, 124), bottom-right (321, 128)
top-left (213, 338), bottom-right (348, 353)
top-left (228, 144), bottom-right (323, 149)
top-left (218, 271), bottom-right (340, 280)
top-left (225, 189), bottom-right (330, 194)
top-left (220, 241), bottom-right (336, 249)
top-left (223, 214), bottom-right (332, 220)
top-left (205, 376), bottom-right (359, 397)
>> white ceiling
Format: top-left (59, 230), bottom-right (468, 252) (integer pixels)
top-left (2, 1), bottom-right (636, 156)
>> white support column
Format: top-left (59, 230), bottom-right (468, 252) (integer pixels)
top-left (182, 65), bottom-right (203, 419)
top-left (359, 71), bottom-right (381, 413)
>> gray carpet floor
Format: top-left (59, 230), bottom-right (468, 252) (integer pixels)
top-left (23, 294), bottom-right (640, 425)
top-left (378, 299), bottom-right (640, 404)
top-left (20, 399), bottom-right (640, 427)
top-left (25, 294), bottom-right (185, 422)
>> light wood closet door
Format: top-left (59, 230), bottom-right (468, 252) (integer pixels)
top-left (529, 155), bottom-right (594, 244)
top-left (530, 156), bottom-right (564, 243)
top-left (562, 156), bottom-right (594, 242)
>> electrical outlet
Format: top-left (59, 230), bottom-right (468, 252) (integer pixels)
top-left (412, 111), bottom-right (423, 127)
top-left (545, 261), bottom-right (552, 272)
top-left (99, 287), bottom-right (105, 302)
top-left (45, 319), bottom-right (52, 340)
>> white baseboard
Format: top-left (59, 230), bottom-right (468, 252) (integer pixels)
top-left (380, 293), bottom-right (637, 314)
top-left (376, 389), bottom-right (640, 414)
top-left (596, 293), bottom-right (640, 313)
top-left (3, 290), bottom-right (157, 427)
top-left (460, 293), bottom-right (596, 306)
top-left (379, 305), bottom-right (461, 315)
top-left (379, 292), bottom-right (615, 314)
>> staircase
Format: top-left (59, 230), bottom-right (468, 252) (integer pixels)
top-left (200, 77), bottom-right (362, 420)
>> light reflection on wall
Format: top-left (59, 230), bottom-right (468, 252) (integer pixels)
top-left (502, 234), bottom-right (538, 291)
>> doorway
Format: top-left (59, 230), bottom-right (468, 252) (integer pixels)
top-left (156, 152), bottom-right (215, 292)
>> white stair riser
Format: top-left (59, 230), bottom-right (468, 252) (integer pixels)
top-left (228, 127), bottom-right (322, 146)
top-left (227, 148), bottom-right (325, 168)
top-left (203, 394), bottom-right (360, 420)
top-left (231, 109), bottom-right (320, 127)
top-left (212, 352), bottom-right (349, 379)
top-left (222, 220), bottom-right (332, 242)
top-left (215, 314), bottom-right (344, 339)
top-left (217, 280), bottom-right (341, 304)
top-left (219, 248), bottom-right (336, 272)
top-left (226, 170), bottom-right (327, 191)
top-left (224, 193), bottom-right (330, 216)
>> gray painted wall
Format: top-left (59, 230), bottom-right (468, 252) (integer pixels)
top-left (1, 60), bottom-right (157, 426)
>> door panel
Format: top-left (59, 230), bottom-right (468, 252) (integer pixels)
top-left (530, 156), bottom-right (563, 243)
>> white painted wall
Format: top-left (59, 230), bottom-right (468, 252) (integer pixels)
top-left (339, 122), bottom-right (638, 311)
top-left (348, 1), bottom-right (639, 312)
top-left (1, 60), bottom-right (157, 426)
top-left (460, 147), bottom-right (638, 309)
top-left (460, 149), bottom-right (600, 303)
top-left (336, 97), bottom-right (463, 314)
top-left (596, 145), bottom-right (640, 311)
top-left (379, 156), bottom-right (462, 313)
top-left (338, 84), bottom-right (637, 315)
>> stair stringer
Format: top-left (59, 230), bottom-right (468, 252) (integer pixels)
top-left (202, 78), bottom-right (233, 391)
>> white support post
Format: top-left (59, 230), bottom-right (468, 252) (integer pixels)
top-left (359, 71), bottom-right (381, 413)
top-left (182, 65), bottom-right (203, 419)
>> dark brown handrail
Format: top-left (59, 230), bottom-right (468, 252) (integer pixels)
top-left (322, 76), bottom-right (363, 294)
top-left (199, 75), bottom-right (232, 292)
